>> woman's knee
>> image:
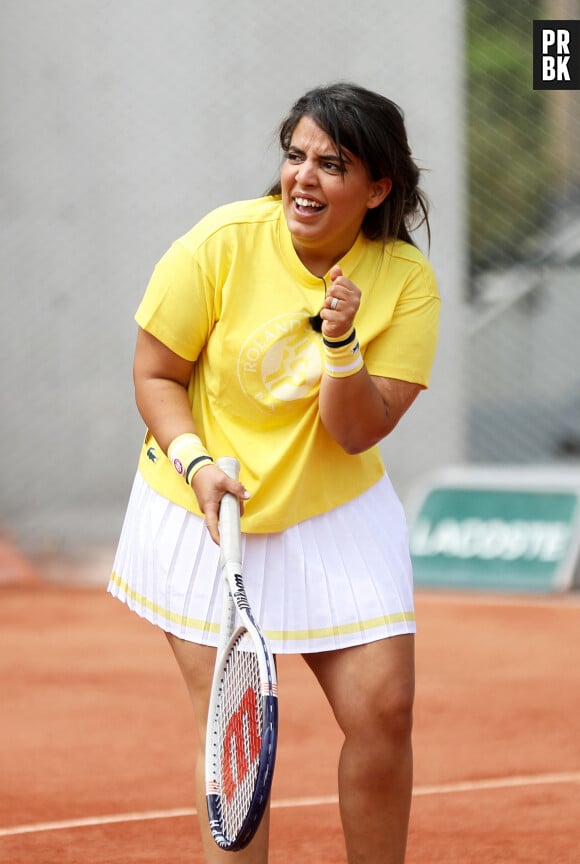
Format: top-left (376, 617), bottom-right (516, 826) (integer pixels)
top-left (377, 684), bottom-right (414, 740)
top-left (348, 679), bottom-right (414, 746)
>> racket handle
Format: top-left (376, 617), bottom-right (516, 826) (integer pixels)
top-left (217, 457), bottom-right (242, 569)
top-left (217, 456), bottom-right (240, 483)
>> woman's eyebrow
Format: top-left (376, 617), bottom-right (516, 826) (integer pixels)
top-left (288, 144), bottom-right (349, 163)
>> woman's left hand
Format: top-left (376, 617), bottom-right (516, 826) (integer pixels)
top-left (320, 265), bottom-right (361, 339)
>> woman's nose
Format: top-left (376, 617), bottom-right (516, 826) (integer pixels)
top-left (295, 158), bottom-right (317, 186)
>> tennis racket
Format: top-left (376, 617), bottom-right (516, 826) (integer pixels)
top-left (205, 457), bottom-right (278, 851)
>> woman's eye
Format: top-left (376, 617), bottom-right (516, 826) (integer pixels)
top-left (286, 152), bottom-right (302, 163)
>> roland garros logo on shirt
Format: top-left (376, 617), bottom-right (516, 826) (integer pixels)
top-left (238, 313), bottom-right (323, 412)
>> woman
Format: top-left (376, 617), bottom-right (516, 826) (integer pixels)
top-left (109, 82), bottom-right (440, 863)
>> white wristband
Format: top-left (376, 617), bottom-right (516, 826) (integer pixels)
top-left (167, 433), bottom-right (213, 485)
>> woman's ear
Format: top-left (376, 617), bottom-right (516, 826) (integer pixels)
top-left (367, 177), bottom-right (392, 209)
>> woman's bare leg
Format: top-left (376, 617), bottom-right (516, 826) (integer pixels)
top-left (166, 633), bottom-right (270, 864)
top-left (304, 635), bottom-right (415, 864)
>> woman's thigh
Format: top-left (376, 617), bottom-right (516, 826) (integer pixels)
top-left (303, 635), bottom-right (415, 736)
top-left (165, 633), bottom-right (217, 740)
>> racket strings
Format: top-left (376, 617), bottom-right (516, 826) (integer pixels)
top-left (215, 633), bottom-right (263, 840)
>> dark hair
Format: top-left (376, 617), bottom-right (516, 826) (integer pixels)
top-left (267, 82), bottom-right (430, 247)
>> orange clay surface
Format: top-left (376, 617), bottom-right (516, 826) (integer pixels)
top-left (1, 544), bottom-right (579, 863)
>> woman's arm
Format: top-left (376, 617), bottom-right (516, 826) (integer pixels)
top-left (319, 371), bottom-right (421, 454)
top-left (318, 265), bottom-right (422, 454)
top-left (133, 327), bottom-right (197, 450)
top-left (133, 327), bottom-right (249, 542)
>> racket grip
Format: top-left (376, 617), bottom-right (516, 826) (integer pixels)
top-left (217, 456), bottom-right (240, 483)
top-left (217, 457), bottom-right (242, 568)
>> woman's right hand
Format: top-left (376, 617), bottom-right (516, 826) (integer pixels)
top-left (191, 463), bottom-right (250, 544)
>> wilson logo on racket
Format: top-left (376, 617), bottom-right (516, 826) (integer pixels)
top-left (232, 574), bottom-right (251, 611)
top-left (222, 686), bottom-right (261, 802)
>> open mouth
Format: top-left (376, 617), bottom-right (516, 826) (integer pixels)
top-left (294, 196), bottom-right (325, 215)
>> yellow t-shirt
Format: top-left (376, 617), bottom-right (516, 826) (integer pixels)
top-left (135, 197), bottom-right (439, 533)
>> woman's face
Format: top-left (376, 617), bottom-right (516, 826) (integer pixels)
top-left (280, 115), bottom-right (390, 273)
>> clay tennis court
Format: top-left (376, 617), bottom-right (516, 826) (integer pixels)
top-left (1, 542), bottom-right (579, 863)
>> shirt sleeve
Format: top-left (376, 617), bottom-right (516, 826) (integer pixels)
top-left (363, 257), bottom-right (440, 387)
top-left (134, 239), bottom-right (215, 361)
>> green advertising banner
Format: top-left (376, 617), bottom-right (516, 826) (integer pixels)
top-left (409, 470), bottom-right (580, 592)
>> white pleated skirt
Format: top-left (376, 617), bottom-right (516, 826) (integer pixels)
top-left (108, 471), bottom-right (415, 654)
